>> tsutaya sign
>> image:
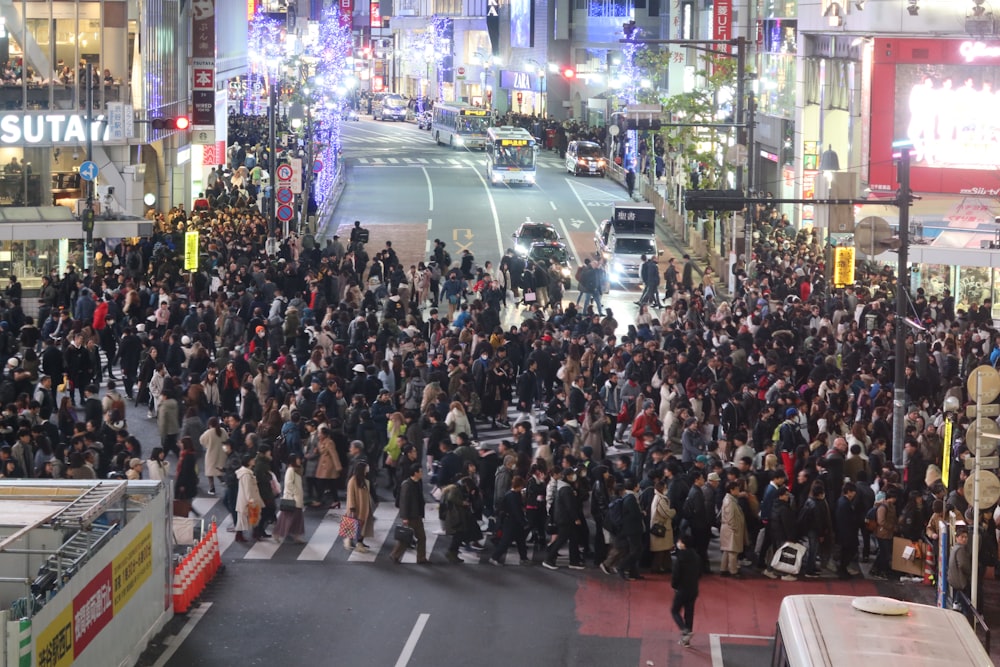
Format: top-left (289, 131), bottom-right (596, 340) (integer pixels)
top-left (0, 113), bottom-right (126, 145)
top-left (959, 40), bottom-right (1000, 62)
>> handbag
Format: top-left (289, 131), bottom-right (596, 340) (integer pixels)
top-left (770, 541), bottom-right (807, 575)
top-left (524, 290), bottom-right (537, 303)
top-left (247, 502), bottom-right (261, 527)
top-left (394, 523), bottom-right (415, 543)
top-left (269, 471), bottom-right (281, 497)
top-left (278, 498), bottom-right (297, 512)
top-left (650, 523), bottom-right (667, 538)
top-left (338, 514), bottom-right (361, 540)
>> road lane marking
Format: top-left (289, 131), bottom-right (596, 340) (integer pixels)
top-left (425, 239), bottom-right (431, 253)
top-left (470, 166), bottom-right (505, 258)
top-left (347, 504), bottom-right (396, 562)
top-left (387, 157), bottom-right (399, 164)
top-left (152, 602), bottom-right (212, 667)
top-left (394, 613), bottom-right (430, 667)
top-left (557, 217), bottom-right (582, 267)
top-left (550, 200), bottom-right (557, 210)
top-left (297, 508), bottom-right (343, 561)
top-left (709, 634), bottom-right (773, 667)
top-left (421, 166), bottom-right (434, 211)
top-left (566, 180), bottom-right (603, 229)
top-left (427, 218), bottom-right (432, 231)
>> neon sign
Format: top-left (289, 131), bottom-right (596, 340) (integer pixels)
top-left (0, 113), bottom-right (111, 145)
top-left (959, 40), bottom-right (1000, 63)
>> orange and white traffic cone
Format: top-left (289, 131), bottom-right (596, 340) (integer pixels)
top-left (172, 564), bottom-right (186, 613)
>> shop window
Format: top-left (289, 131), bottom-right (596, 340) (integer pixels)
top-left (432, 0), bottom-right (462, 15)
top-left (920, 264), bottom-right (950, 299)
top-left (958, 266), bottom-right (991, 315)
top-left (0, 240), bottom-right (61, 289)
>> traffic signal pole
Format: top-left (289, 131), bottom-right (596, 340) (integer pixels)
top-left (891, 147), bottom-right (912, 467)
top-left (84, 67), bottom-right (94, 271)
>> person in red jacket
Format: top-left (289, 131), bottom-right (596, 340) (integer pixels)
top-left (631, 399), bottom-right (662, 477)
top-left (92, 297), bottom-right (108, 332)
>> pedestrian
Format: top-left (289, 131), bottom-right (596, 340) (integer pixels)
top-left (391, 464), bottom-right (428, 564)
top-left (221, 442), bottom-right (241, 530)
top-left (490, 475), bottom-right (531, 566)
top-left (625, 169), bottom-right (636, 197)
top-left (157, 386), bottom-right (180, 458)
top-left (273, 454), bottom-right (306, 544)
top-left (199, 416), bottom-right (228, 495)
top-left (345, 462), bottom-right (374, 552)
top-left (948, 526), bottom-right (973, 600)
top-left (835, 481), bottom-right (861, 579)
top-left (719, 480), bottom-right (748, 577)
top-left (870, 486), bottom-right (898, 580)
top-left (682, 469), bottom-right (712, 573)
top-left (649, 479), bottom-right (676, 573)
top-left (667, 531), bottom-right (702, 651)
top-left (173, 436), bottom-right (200, 517)
top-left (441, 477), bottom-right (474, 564)
top-left (543, 467), bottom-right (585, 570)
top-left (235, 454), bottom-right (263, 544)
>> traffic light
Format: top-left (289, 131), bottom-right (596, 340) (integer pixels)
top-left (684, 189), bottom-right (745, 212)
top-left (623, 20), bottom-right (637, 39)
top-left (151, 116), bottom-right (190, 130)
top-left (562, 68), bottom-right (576, 79)
top-left (362, 47), bottom-right (372, 59)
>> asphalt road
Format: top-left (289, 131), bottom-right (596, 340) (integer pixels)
top-left (133, 118), bottom-right (935, 667)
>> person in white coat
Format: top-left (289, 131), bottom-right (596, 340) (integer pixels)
top-left (273, 455), bottom-right (306, 543)
top-left (199, 418), bottom-right (228, 495)
top-left (145, 447), bottom-right (170, 484)
top-left (235, 455), bottom-right (263, 544)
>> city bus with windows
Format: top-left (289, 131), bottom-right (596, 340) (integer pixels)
top-left (431, 103), bottom-right (490, 149)
top-left (772, 595), bottom-right (992, 667)
top-left (485, 126), bottom-right (537, 186)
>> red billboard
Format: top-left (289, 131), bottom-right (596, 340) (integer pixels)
top-left (712, 0), bottom-right (732, 53)
top-left (72, 565), bottom-right (114, 656)
top-left (869, 38), bottom-right (1000, 195)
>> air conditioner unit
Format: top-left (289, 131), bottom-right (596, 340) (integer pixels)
top-left (966, 15), bottom-right (997, 35)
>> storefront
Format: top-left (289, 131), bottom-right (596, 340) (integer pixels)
top-left (499, 69), bottom-right (543, 114)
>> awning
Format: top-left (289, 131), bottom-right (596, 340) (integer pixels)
top-left (0, 206), bottom-right (153, 240)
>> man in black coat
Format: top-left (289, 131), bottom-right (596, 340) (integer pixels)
top-left (671, 533), bottom-right (701, 647)
top-left (118, 327), bottom-right (142, 399)
top-left (489, 475), bottom-right (530, 565)
top-left (682, 470), bottom-right (711, 572)
top-left (543, 469), bottom-right (584, 570)
top-left (391, 466), bottom-right (427, 563)
top-left (615, 476), bottom-right (645, 581)
top-left (515, 359), bottom-right (538, 427)
top-left (835, 482), bottom-right (860, 579)
top-left (764, 485), bottom-right (799, 580)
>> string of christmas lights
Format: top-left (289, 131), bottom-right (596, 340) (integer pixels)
top-left (246, 12), bottom-right (282, 116)
top-left (312, 5), bottom-right (353, 205)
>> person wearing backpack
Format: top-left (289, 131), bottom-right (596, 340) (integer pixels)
top-left (542, 468), bottom-right (584, 570)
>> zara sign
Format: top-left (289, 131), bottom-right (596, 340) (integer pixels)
top-left (0, 113), bottom-right (119, 146)
top-left (500, 70), bottom-right (537, 91)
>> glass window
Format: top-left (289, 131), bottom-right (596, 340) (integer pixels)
top-left (588, 0), bottom-right (632, 17)
top-left (0, 240), bottom-right (62, 289)
top-left (958, 266), bottom-right (990, 314)
top-left (921, 264), bottom-right (951, 299)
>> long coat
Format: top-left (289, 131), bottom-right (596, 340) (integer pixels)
top-left (315, 435), bottom-right (343, 480)
top-left (235, 466), bottom-right (263, 532)
top-left (346, 475), bottom-right (374, 538)
top-left (580, 408), bottom-right (609, 458)
top-left (719, 492), bottom-right (748, 553)
top-left (650, 489), bottom-right (676, 552)
top-left (199, 427), bottom-right (228, 477)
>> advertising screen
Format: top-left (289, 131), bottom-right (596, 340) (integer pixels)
top-left (870, 38), bottom-right (1000, 195)
top-left (895, 63), bottom-right (1000, 170)
top-left (511, 0), bottom-right (533, 48)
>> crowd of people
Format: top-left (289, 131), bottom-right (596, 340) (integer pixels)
top-left (0, 114), bottom-right (991, 647)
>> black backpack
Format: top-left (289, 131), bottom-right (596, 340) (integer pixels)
top-left (606, 496), bottom-right (625, 535)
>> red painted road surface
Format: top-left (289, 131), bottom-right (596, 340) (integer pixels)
top-left (575, 573), bottom-right (880, 666)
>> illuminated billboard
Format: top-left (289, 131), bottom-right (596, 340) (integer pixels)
top-left (870, 38), bottom-right (1000, 195)
top-left (511, 0), bottom-right (533, 48)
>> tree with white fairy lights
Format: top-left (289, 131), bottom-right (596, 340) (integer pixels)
top-left (311, 5), bottom-right (354, 205)
top-left (246, 11), bottom-right (282, 116)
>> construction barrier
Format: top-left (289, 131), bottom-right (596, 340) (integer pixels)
top-left (173, 521), bottom-right (223, 613)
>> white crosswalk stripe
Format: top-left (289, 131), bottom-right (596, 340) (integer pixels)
top-left (297, 508), bottom-right (342, 561)
top-left (347, 504), bottom-right (396, 562)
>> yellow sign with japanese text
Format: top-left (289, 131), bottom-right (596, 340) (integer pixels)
top-left (112, 523), bottom-right (152, 614)
top-left (184, 231), bottom-right (199, 272)
top-left (36, 604), bottom-right (73, 667)
top-left (832, 246), bottom-right (855, 287)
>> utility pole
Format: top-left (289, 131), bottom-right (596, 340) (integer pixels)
top-left (891, 147), bottom-right (912, 466)
top-left (268, 81), bottom-right (278, 237)
top-left (83, 67), bottom-right (95, 272)
top-left (744, 92), bottom-right (756, 261)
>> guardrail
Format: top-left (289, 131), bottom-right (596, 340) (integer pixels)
top-left (955, 590), bottom-right (991, 654)
top-left (314, 162), bottom-right (346, 241)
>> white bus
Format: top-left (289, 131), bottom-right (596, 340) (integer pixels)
top-left (772, 595), bottom-right (993, 667)
top-left (485, 126), bottom-right (537, 186)
top-left (431, 103), bottom-right (490, 149)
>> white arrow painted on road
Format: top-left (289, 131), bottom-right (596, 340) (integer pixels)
top-left (570, 219), bottom-right (584, 228)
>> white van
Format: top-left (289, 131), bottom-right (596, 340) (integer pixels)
top-left (594, 202), bottom-right (661, 285)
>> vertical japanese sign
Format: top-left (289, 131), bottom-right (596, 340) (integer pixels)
top-left (184, 231), bottom-right (200, 271)
top-left (192, 0), bottom-right (216, 128)
top-left (832, 246), bottom-right (855, 287)
top-left (340, 0), bottom-right (354, 30)
top-left (712, 0), bottom-right (732, 52)
top-left (370, 0), bottom-right (381, 27)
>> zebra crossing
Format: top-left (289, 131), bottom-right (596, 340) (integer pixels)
top-left (191, 495), bottom-right (552, 566)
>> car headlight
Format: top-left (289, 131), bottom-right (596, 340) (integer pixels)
top-left (578, 159), bottom-right (587, 165)
top-left (561, 267), bottom-right (571, 277)
top-left (613, 261), bottom-right (624, 274)
top-left (515, 244), bottom-right (527, 254)
top-left (455, 136), bottom-right (465, 145)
